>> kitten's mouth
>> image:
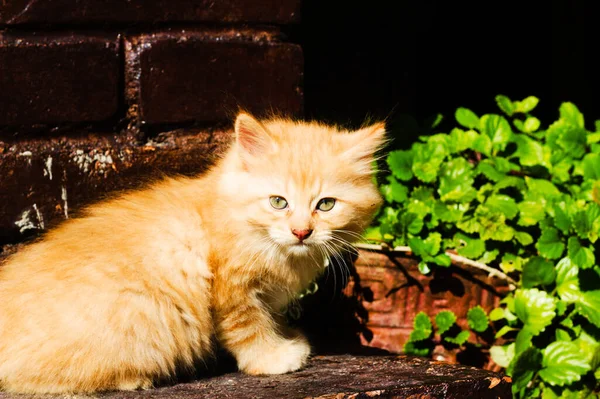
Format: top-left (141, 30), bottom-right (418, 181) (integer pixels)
top-left (288, 242), bottom-right (311, 254)
top-left (293, 240), bottom-right (312, 247)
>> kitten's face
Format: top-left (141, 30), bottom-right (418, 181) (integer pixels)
top-left (222, 114), bottom-right (384, 262)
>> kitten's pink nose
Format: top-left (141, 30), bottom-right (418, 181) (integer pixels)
top-left (291, 229), bottom-right (313, 242)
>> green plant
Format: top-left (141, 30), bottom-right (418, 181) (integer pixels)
top-left (365, 95), bottom-right (600, 398)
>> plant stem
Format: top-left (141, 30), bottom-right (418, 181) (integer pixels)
top-left (354, 243), bottom-right (518, 289)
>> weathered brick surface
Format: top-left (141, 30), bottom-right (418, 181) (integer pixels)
top-left (125, 29), bottom-right (303, 125)
top-left (0, 32), bottom-right (120, 126)
top-left (0, 128), bottom-right (231, 245)
top-left (0, 0), bottom-right (300, 25)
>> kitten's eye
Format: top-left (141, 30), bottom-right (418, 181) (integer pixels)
top-left (269, 196), bottom-right (288, 210)
top-left (316, 198), bottom-right (336, 212)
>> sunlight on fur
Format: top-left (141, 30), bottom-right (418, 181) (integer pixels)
top-left (0, 113), bottom-right (385, 394)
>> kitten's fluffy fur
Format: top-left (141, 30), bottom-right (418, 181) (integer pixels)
top-left (0, 113), bottom-right (384, 394)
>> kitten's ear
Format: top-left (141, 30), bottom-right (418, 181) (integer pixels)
top-left (234, 113), bottom-right (272, 160)
top-left (344, 122), bottom-right (387, 162)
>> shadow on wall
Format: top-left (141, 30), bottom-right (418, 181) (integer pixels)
top-left (289, 252), bottom-right (379, 355)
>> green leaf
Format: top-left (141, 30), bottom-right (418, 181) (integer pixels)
top-left (553, 204), bottom-right (571, 234)
top-left (453, 233), bottom-right (486, 259)
top-left (555, 328), bottom-right (571, 342)
top-left (408, 327), bottom-right (432, 342)
top-left (476, 161), bottom-right (507, 182)
top-left (447, 128), bottom-right (478, 154)
top-left (512, 119), bottom-right (524, 132)
top-left (539, 341), bottom-right (591, 386)
top-left (575, 290), bottom-right (600, 328)
top-left (400, 212), bottom-right (424, 235)
top-left (414, 311), bottom-right (432, 331)
top-left (409, 233), bottom-right (442, 258)
top-left (518, 201), bottom-right (546, 226)
top-left (573, 204), bottom-right (600, 243)
top-left (525, 177), bottom-right (561, 198)
top-left (509, 348), bottom-right (542, 395)
top-left (523, 116), bottom-right (541, 133)
top-left (495, 325), bottom-right (516, 338)
top-left (515, 96), bottom-right (540, 113)
top-left (568, 237), bottom-right (596, 269)
top-left (480, 114), bottom-right (512, 152)
top-left (435, 311), bottom-right (456, 335)
top-left (588, 132), bottom-right (600, 144)
top-left (495, 94), bottom-right (514, 116)
top-left (490, 343), bottom-right (515, 368)
top-left (515, 329), bottom-right (534, 355)
top-left (514, 231), bottom-right (534, 246)
top-left (556, 300), bottom-right (567, 316)
top-left (573, 330), bottom-right (600, 367)
top-left (552, 157), bottom-right (573, 183)
top-left (467, 306), bottom-right (489, 332)
top-left (457, 216), bottom-right (480, 234)
top-left (410, 312), bottom-right (433, 341)
top-left (489, 307), bottom-right (506, 321)
top-left (558, 127), bottom-right (587, 159)
top-left (432, 254), bottom-right (451, 267)
top-left (417, 261), bottom-right (431, 274)
top-left (438, 158), bottom-right (476, 202)
top-left (555, 257), bottom-right (581, 303)
top-left (514, 288), bottom-right (556, 336)
top-left (471, 133), bottom-right (492, 156)
top-left (381, 177), bottom-right (409, 204)
top-left (410, 186), bottom-right (435, 202)
top-left (485, 194), bottom-right (519, 219)
top-left (363, 226), bottom-right (385, 242)
top-left (478, 249), bottom-right (500, 264)
top-left (473, 206), bottom-right (515, 241)
top-left (428, 113), bottom-right (444, 129)
top-left (513, 134), bottom-right (546, 167)
top-left (522, 257), bottom-right (556, 288)
top-left (433, 202), bottom-right (467, 223)
top-left (536, 227), bottom-right (565, 259)
top-left (500, 253), bottom-right (525, 273)
top-left (387, 150), bottom-right (414, 181)
top-left (403, 341), bottom-right (432, 356)
top-left (412, 142), bottom-right (447, 183)
top-left (582, 153), bottom-right (600, 180)
top-left (444, 330), bottom-right (470, 345)
top-left (494, 176), bottom-right (525, 191)
top-left (455, 107), bottom-right (480, 129)
top-left (559, 102), bottom-right (584, 128)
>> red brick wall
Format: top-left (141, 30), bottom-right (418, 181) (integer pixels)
top-left (0, 1), bottom-right (303, 246)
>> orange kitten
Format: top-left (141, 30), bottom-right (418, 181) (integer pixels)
top-left (0, 113), bottom-right (384, 394)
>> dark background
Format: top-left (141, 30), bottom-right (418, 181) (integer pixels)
top-left (296, 0), bottom-right (595, 145)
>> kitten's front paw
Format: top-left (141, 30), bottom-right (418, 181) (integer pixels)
top-left (238, 337), bottom-right (311, 375)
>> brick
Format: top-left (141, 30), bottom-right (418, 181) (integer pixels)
top-left (0, 0), bottom-right (300, 25)
top-left (0, 32), bottom-right (120, 126)
top-left (125, 29), bottom-right (303, 125)
top-left (0, 128), bottom-right (231, 244)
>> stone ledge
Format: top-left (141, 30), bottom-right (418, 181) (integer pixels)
top-left (0, 355), bottom-right (512, 398)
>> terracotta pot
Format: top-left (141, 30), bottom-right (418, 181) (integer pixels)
top-left (296, 248), bottom-right (511, 369)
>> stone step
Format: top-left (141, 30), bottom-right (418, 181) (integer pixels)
top-left (0, 354), bottom-right (512, 398)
